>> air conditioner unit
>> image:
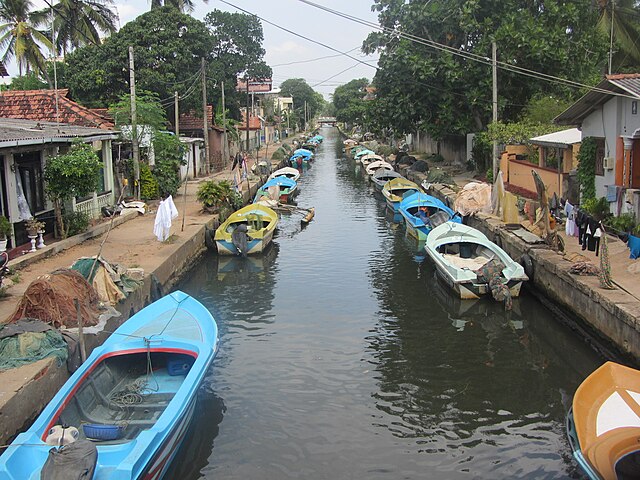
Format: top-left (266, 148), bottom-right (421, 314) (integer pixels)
top-left (603, 157), bottom-right (615, 170)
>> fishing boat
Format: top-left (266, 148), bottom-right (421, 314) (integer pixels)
top-left (293, 148), bottom-right (314, 160)
top-left (359, 153), bottom-right (384, 167)
top-left (354, 149), bottom-right (376, 162)
top-left (268, 166), bottom-right (300, 182)
top-left (382, 177), bottom-right (422, 212)
top-left (567, 361), bottom-right (640, 480)
top-left (214, 204), bottom-right (278, 255)
top-left (424, 222), bottom-right (528, 299)
top-left (399, 192), bottom-right (461, 241)
top-left (254, 176), bottom-right (298, 204)
top-left (0, 290), bottom-right (218, 480)
top-left (371, 169), bottom-right (401, 190)
top-left (365, 160), bottom-right (394, 177)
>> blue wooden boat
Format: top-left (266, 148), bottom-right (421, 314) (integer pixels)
top-left (254, 176), bottom-right (298, 204)
top-left (0, 291), bottom-right (218, 480)
top-left (399, 192), bottom-right (461, 241)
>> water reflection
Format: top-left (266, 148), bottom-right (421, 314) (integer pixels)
top-left (173, 127), bottom-right (602, 479)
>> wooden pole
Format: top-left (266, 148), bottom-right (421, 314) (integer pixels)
top-left (201, 58), bottom-right (210, 174)
top-left (492, 41), bottom-right (498, 179)
top-left (221, 81), bottom-right (228, 167)
top-left (174, 91), bottom-right (179, 136)
top-left (75, 299), bottom-right (86, 362)
top-left (129, 46), bottom-right (140, 200)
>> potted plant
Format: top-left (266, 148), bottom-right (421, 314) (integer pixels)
top-left (0, 216), bottom-right (11, 252)
top-left (25, 218), bottom-right (45, 237)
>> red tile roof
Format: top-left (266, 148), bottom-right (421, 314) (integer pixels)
top-left (179, 106), bottom-right (224, 133)
top-left (0, 89), bottom-right (114, 128)
top-left (238, 110), bottom-right (261, 130)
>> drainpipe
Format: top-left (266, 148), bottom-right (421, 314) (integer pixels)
top-left (623, 136), bottom-right (634, 188)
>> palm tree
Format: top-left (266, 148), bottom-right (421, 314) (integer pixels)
top-left (149, 0), bottom-right (207, 14)
top-left (0, 0), bottom-right (52, 77)
top-left (596, 0), bottom-right (640, 71)
top-left (46, 0), bottom-right (118, 55)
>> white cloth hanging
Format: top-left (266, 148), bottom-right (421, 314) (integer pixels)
top-left (153, 195), bottom-right (178, 242)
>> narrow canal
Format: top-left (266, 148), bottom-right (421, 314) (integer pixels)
top-left (170, 127), bottom-right (603, 479)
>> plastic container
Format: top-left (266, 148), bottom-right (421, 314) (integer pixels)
top-left (82, 423), bottom-right (122, 441)
top-left (167, 355), bottom-right (195, 376)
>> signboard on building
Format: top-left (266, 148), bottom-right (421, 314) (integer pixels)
top-left (236, 78), bottom-right (273, 93)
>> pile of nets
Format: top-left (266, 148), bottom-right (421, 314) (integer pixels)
top-left (475, 259), bottom-right (512, 310)
top-left (9, 269), bottom-right (101, 328)
top-left (0, 318), bottom-right (68, 370)
top-left (70, 257), bottom-right (141, 306)
top-left (454, 182), bottom-right (492, 216)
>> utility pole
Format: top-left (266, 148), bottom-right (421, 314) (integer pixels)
top-left (492, 41), bottom-right (498, 181)
top-left (201, 58), bottom-right (210, 174)
top-left (304, 101), bottom-right (308, 132)
top-left (129, 46), bottom-right (140, 200)
top-left (174, 91), bottom-right (179, 136)
top-left (609, 0), bottom-right (615, 74)
top-left (245, 75), bottom-right (250, 153)
top-left (221, 81), bottom-right (228, 167)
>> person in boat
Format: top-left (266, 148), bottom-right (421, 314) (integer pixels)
top-left (417, 206), bottom-right (431, 226)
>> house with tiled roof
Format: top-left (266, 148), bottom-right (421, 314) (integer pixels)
top-left (0, 118), bottom-right (119, 254)
top-left (178, 106), bottom-right (228, 172)
top-left (0, 89), bottom-right (114, 129)
top-left (555, 73), bottom-right (640, 216)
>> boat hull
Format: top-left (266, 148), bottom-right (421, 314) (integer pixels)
top-left (215, 228), bottom-right (274, 255)
top-left (435, 267), bottom-right (524, 299)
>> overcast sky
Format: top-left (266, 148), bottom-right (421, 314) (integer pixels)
top-left (13, 0), bottom-right (381, 99)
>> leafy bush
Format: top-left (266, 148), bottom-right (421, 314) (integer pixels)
top-left (271, 148), bottom-right (285, 160)
top-left (63, 211), bottom-right (90, 237)
top-left (196, 180), bottom-right (242, 217)
top-left (605, 213), bottom-right (635, 233)
top-left (139, 163), bottom-right (159, 200)
top-left (486, 168), bottom-right (493, 184)
top-left (0, 216), bottom-right (11, 240)
top-left (582, 197), bottom-right (610, 221)
top-left (152, 132), bottom-right (186, 198)
top-left (577, 137), bottom-right (597, 201)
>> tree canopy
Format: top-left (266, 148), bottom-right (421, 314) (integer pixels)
top-left (332, 78), bottom-right (369, 126)
top-left (279, 78), bottom-right (324, 128)
top-left (363, 0), bottom-right (609, 139)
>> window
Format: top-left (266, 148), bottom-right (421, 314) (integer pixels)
top-left (595, 138), bottom-right (605, 176)
top-left (15, 152), bottom-right (45, 213)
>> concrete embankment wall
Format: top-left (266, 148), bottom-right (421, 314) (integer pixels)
top-left (402, 168), bottom-right (640, 363)
top-left (0, 168), bottom-right (272, 444)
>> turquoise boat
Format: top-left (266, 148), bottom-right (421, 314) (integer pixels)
top-left (0, 291), bottom-right (218, 480)
top-left (398, 192), bottom-right (461, 241)
top-left (254, 176), bottom-right (298, 204)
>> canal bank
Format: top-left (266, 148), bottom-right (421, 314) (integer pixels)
top-left (399, 166), bottom-right (640, 364)
top-left (0, 149), bottom-right (291, 444)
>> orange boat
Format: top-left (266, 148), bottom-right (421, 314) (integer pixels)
top-left (567, 361), bottom-right (640, 479)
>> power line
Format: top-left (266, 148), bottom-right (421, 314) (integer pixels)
top-left (270, 47), bottom-right (361, 67)
top-left (295, 0), bottom-right (639, 100)
top-left (311, 62), bottom-right (361, 88)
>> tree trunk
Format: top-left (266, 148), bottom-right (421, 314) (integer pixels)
top-left (54, 200), bottom-right (66, 239)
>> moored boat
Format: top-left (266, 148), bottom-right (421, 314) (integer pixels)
top-left (371, 168), bottom-right (401, 190)
top-left (214, 204), bottom-right (278, 255)
top-left (365, 160), bottom-right (394, 177)
top-left (382, 177), bottom-right (422, 212)
top-left (254, 176), bottom-right (298, 204)
top-left (0, 290), bottom-right (218, 480)
top-left (359, 153), bottom-right (383, 167)
top-left (399, 192), bottom-right (461, 241)
top-left (567, 361), bottom-right (640, 480)
top-left (354, 149), bottom-right (376, 162)
top-left (424, 222), bottom-right (527, 299)
top-left (268, 166), bottom-right (300, 182)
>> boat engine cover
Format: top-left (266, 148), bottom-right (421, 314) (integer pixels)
top-left (40, 439), bottom-right (97, 480)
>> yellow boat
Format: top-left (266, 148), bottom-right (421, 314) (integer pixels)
top-left (214, 204), bottom-right (278, 255)
top-left (381, 177), bottom-right (422, 212)
top-left (567, 361), bottom-right (640, 479)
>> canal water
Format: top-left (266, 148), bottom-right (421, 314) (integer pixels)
top-left (169, 127), bottom-right (603, 479)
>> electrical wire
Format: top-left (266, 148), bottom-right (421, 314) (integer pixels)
top-left (295, 0), bottom-right (639, 100)
top-left (270, 47), bottom-right (361, 67)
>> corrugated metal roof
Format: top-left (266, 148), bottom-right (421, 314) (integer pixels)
top-left (530, 128), bottom-right (581, 147)
top-left (0, 118), bottom-right (118, 147)
top-left (555, 74), bottom-right (640, 125)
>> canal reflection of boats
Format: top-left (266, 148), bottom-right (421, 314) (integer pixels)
top-left (214, 242), bottom-right (279, 281)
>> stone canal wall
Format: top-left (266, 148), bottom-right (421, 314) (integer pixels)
top-left (403, 169), bottom-right (640, 363)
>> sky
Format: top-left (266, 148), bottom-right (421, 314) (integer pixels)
top-left (12, 0), bottom-right (381, 99)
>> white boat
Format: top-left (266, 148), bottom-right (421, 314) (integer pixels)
top-left (365, 160), bottom-right (394, 176)
top-left (268, 167), bottom-right (300, 182)
top-left (425, 222), bottom-right (528, 300)
top-left (359, 153), bottom-right (383, 167)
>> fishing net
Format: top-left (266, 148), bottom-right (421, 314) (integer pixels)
top-left (70, 257), bottom-right (141, 306)
top-left (475, 259), bottom-right (513, 310)
top-left (9, 269), bottom-right (101, 328)
top-left (0, 319), bottom-right (68, 370)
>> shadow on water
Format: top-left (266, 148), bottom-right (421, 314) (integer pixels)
top-left (172, 127), bottom-right (602, 479)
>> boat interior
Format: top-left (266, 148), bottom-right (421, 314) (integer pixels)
top-left (52, 351), bottom-right (193, 444)
top-left (436, 242), bottom-right (497, 271)
top-left (226, 216), bottom-right (267, 234)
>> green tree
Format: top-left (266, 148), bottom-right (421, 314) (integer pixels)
top-left (9, 71), bottom-right (47, 89)
top-left (152, 131), bottom-right (185, 198)
top-left (0, 0), bottom-right (51, 79)
top-left (364, 0), bottom-right (607, 139)
top-left (108, 90), bottom-right (167, 131)
top-left (44, 141), bottom-right (102, 238)
top-left (45, 0), bottom-right (118, 55)
top-left (279, 78), bottom-right (323, 129)
top-left (65, 7), bottom-right (213, 108)
top-left (332, 78), bottom-right (369, 126)
top-left (596, 0), bottom-right (640, 71)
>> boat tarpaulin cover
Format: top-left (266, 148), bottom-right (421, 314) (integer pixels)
top-left (41, 440), bottom-right (97, 480)
top-left (0, 318), bottom-right (68, 370)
